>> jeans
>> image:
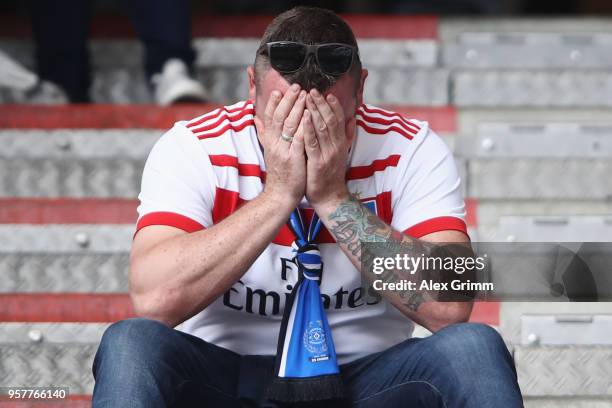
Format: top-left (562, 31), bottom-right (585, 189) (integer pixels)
top-left (92, 318), bottom-right (523, 407)
top-left (28, 0), bottom-right (195, 102)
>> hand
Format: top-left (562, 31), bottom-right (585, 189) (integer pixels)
top-left (254, 84), bottom-right (308, 209)
top-left (303, 89), bottom-right (356, 209)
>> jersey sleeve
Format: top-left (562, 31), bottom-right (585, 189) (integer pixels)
top-left (135, 123), bottom-right (217, 235)
top-left (390, 124), bottom-right (467, 239)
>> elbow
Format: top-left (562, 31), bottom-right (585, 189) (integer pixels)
top-left (130, 290), bottom-right (179, 327)
top-left (129, 256), bottom-right (183, 327)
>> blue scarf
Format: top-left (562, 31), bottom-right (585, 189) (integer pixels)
top-left (266, 208), bottom-right (346, 402)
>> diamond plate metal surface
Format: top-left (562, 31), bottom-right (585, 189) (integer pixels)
top-left (364, 68), bottom-right (449, 106)
top-left (516, 345), bottom-right (612, 397)
top-left (440, 18), bottom-right (612, 43)
top-left (0, 343), bottom-right (96, 395)
top-left (0, 38), bottom-right (441, 105)
top-left (453, 70), bottom-right (612, 107)
top-left (3, 64), bottom-right (450, 106)
top-left (0, 225), bottom-right (133, 253)
top-left (445, 33), bottom-right (612, 69)
top-left (521, 315), bottom-right (612, 346)
top-left (458, 122), bottom-right (612, 159)
top-left (0, 158), bottom-right (143, 198)
top-left (194, 38), bottom-right (438, 68)
top-left (0, 323), bottom-right (109, 344)
top-left (493, 215), bottom-right (612, 242)
top-left (0, 130), bottom-right (159, 159)
top-left (456, 108), bottom-right (612, 137)
top-left (467, 159), bottom-right (612, 199)
top-left (524, 398), bottom-right (612, 408)
top-left (500, 303), bottom-right (612, 346)
top-left (0, 253), bottom-right (128, 293)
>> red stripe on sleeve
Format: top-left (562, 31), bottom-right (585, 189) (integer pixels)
top-left (403, 216), bottom-right (467, 238)
top-left (136, 211), bottom-right (205, 234)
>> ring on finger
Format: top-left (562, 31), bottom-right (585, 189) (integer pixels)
top-left (280, 133), bottom-right (293, 142)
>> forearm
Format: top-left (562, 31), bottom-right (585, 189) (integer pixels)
top-left (313, 193), bottom-right (472, 332)
top-left (130, 191), bottom-right (293, 326)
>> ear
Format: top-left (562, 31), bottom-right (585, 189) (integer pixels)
top-left (247, 65), bottom-right (257, 102)
top-left (355, 68), bottom-right (368, 108)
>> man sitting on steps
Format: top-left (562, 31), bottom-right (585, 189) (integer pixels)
top-left (92, 7), bottom-right (523, 407)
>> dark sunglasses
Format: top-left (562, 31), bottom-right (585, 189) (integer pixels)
top-left (264, 41), bottom-right (357, 76)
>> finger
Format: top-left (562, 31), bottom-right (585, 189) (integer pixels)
top-left (326, 93), bottom-right (345, 125)
top-left (282, 90), bottom-right (307, 139)
top-left (302, 110), bottom-right (321, 160)
top-left (272, 83), bottom-right (301, 138)
top-left (289, 117), bottom-right (306, 159)
top-left (306, 94), bottom-right (332, 156)
top-left (310, 89), bottom-right (339, 138)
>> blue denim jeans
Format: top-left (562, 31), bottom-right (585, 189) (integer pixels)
top-left (92, 318), bottom-right (523, 407)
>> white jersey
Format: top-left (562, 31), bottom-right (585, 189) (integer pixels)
top-left (136, 100), bottom-right (466, 364)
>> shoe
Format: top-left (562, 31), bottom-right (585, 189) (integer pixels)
top-left (0, 49), bottom-right (68, 104)
top-left (152, 58), bottom-right (208, 106)
top-left (0, 49), bottom-right (38, 91)
top-left (25, 80), bottom-right (69, 104)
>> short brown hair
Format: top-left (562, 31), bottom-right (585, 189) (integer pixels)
top-left (254, 7), bottom-right (362, 92)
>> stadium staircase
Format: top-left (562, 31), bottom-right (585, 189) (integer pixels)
top-left (1, 14), bottom-right (611, 407)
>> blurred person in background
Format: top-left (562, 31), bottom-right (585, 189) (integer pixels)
top-left (26, 0), bottom-right (207, 105)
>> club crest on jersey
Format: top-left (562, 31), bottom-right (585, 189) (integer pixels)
top-left (304, 320), bottom-right (330, 361)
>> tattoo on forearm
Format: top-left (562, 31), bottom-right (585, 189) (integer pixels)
top-left (329, 195), bottom-right (390, 250)
top-left (328, 195), bottom-right (428, 312)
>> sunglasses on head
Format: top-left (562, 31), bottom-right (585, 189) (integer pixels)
top-left (264, 41), bottom-right (357, 76)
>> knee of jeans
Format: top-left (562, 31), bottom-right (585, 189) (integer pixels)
top-left (434, 322), bottom-right (507, 355)
top-left (97, 318), bottom-right (171, 360)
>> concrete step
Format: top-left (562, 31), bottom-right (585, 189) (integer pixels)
top-left (0, 253), bottom-right (128, 293)
top-left (524, 399), bottom-right (612, 408)
top-left (2, 332), bottom-right (611, 402)
top-left (444, 32), bottom-right (612, 69)
top-left (0, 158), bottom-right (143, 198)
top-left (0, 343), bottom-right (97, 395)
top-left (0, 37), bottom-right (446, 105)
top-left (471, 200), bottom-right (612, 241)
top-left (453, 69), bottom-right (612, 107)
top-left (467, 159), bottom-right (612, 200)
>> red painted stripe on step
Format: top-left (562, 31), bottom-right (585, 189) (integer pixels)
top-left (0, 105), bottom-right (456, 132)
top-left (0, 395), bottom-right (91, 407)
top-left (0, 294), bottom-right (135, 323)
top-left (465, 198), bottom-right (478, 228)
top-left (0, 104), bottom-right (221, 130)
top-left (0, 15), bottom-right (438, 39)
top-left (0, 198), bottom-right (138, 224)
top-left (469, 302), bottom-right (500, 326)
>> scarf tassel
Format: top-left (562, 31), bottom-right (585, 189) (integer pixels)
top-left (266, 374), bottom-right (346, 402)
